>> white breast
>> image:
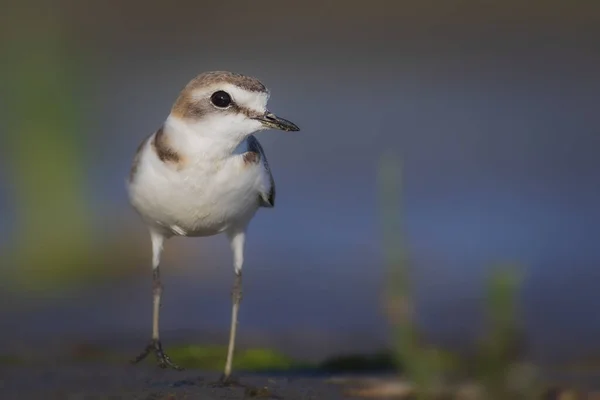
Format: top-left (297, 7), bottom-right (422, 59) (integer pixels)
top-left (127, 134), bottom-right (269, 237)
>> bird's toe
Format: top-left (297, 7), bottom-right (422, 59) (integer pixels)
top-left (131, 339), bottom-right (184, 371)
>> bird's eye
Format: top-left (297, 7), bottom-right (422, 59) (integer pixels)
top-left (210, 90), bottom-right (232, 108)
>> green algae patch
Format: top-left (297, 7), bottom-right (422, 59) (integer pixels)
top-left (165, 345), bottom-right (298, 371)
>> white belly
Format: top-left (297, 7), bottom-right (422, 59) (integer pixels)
top-left (128, 147), bottom-right (265, 237)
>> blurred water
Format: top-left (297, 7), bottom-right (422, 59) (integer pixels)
top-left (1, 0), bottom-right (599, 362)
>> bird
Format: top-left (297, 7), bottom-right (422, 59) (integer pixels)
top-left (126, 71), bottom-right (299, 383)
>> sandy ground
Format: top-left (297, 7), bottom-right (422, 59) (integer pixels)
top-left (0, 364), bottom-right (352, 400)
top-left (3, 362), bottom-right (600, 399)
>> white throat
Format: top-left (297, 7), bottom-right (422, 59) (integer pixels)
top-left (163, 114), bottom-right (263, 160)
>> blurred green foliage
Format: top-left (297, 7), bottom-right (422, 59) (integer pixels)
top-left (2, 5), bottom-right (93, 292)
top-left (377, 153), bottom-right (543, 399)
top-left (1, 4), bottom-right (145, 295)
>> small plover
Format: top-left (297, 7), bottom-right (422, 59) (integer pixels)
top-left (126, 71), bottom-right (299, 382)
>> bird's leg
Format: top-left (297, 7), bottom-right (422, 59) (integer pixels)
top-left (131, 268), bottom-right (182, 369)
top-left (219, 230), bottom-right (246, 385)
top-left (131, 232), bottom-right (182, 370)
top-left (221, 272), bottom-right (243, 384)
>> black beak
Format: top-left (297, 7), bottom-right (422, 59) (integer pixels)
top-left (253, 112), bottom-right (300, 132)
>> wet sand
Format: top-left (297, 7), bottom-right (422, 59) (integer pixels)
top-left (0, 363), bottom-right (351, 399)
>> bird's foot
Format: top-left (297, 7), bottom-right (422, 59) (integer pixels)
top-left (130, 339), bottom-right (183, 370)
top-left (208, 374), bottom-right (243, 388)
top-left (209, 374), bottom-right (280, 398)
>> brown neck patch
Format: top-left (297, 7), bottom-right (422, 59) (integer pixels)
top-left (243, 151), bottom-right (261, 165)
top-left (152, 126), bottom-right (182, 165)
top-left (243, 135), bottom-right (263, 166)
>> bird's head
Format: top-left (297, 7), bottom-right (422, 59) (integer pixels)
top-left (169, 71), bottom-right (299, 143)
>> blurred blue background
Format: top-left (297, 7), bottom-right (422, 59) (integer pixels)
top-left (0, 0), bottom-right (598, 364)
